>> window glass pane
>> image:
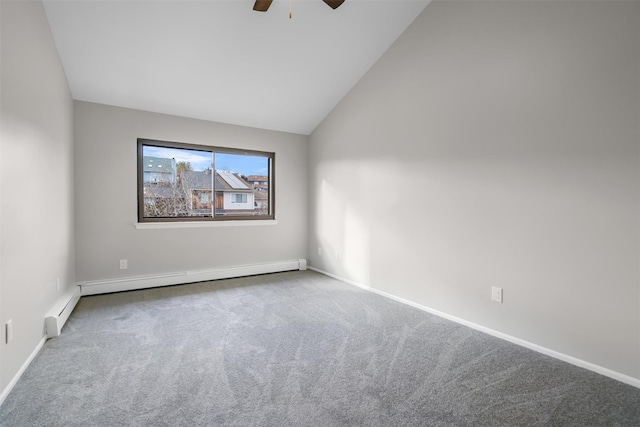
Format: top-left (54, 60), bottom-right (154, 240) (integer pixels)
top-left (214, 152), bottom-right (270, 217)
top-left (138, 139), bottom-right (273, 222)
top-left (142, 145), bottom-right (213, 218)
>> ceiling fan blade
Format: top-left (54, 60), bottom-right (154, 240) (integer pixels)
top-left (322, 0), bottom-right (345, 9)
top-left (253, 0), bottom-right (273, 12)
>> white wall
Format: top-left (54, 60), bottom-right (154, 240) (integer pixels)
top-left (0, 0), bottom-right (75, 395)
top-left (74, 102), bottom-right (308, 282)
top-left (309, 1), bottom-right (640, 380)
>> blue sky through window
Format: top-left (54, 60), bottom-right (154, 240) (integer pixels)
top-left (143, 146), bottom-right (268, 176)
top-left (215, 153), bottom-right (268, 176)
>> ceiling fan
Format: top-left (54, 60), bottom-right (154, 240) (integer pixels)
top-left (253, 0), bottom-right (345, 13)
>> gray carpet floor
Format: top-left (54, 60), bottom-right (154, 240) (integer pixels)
top-left (1, 270), bottom-right (639, 426)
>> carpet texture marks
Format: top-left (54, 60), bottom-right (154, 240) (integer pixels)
top-left (1, 270), bottom-right (639, 426)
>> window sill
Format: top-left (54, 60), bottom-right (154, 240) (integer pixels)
top-left (134, 219), bottom-right (278, 229)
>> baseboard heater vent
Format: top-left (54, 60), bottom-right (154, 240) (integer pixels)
top-left (80, 259), bottom-right (307, 296)
top-left (45, 286), bottom-right (81, 338)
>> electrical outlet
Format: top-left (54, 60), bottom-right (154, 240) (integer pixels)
top-left (491, 286), bottom-right (503, 303)
top-left (56, 278), bottom-right (60, 291)
top-left (6, 320), bottom-right (13, 344)
top-left (318, 247), bottom-right (322, 256)
top-left (120, 259), bottom-right (128, 270)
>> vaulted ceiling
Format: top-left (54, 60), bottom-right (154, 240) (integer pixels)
top-left (42, 0), bottom-right (430, 135)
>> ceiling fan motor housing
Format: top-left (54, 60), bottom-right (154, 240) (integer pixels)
top-left (253, 0), bottom-right (345, 12)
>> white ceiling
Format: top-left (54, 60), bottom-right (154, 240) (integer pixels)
top-left (42, 0), bottom-right (430, 135)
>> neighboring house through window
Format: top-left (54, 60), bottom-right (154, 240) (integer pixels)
top-left (138, 139), bottom-right (274, 222)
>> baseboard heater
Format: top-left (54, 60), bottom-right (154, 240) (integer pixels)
top-left (80, 258), bottom-right (307, 296)
top-left (45, 286), bottom-right (82, 338)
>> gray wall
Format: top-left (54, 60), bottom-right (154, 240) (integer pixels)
top-left (309, 1), bottom-right (640, 379)
top-left (74, 102), bottom-right (308, 282)
top-left (0, 1), bottom-right (75, 394)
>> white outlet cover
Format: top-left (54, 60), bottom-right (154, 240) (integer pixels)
top-left (491, 286), bottom-right (503, 303)
top-left (6, 319), bottom-right (13, 343)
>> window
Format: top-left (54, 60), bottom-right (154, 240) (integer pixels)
top-left (138, 139), bottom-right (274, 222)
top-left (231, 193), bottom-right (247, 203)
top-left (198, 192), bottom-right (210, 204)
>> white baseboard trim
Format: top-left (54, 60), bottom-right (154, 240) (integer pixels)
top-left (0, 336), bottom-right (46, 407)
top-left (309, 266), bottom-right (640, 390)
top-left (81, 259), bottom-right (307, 296)
top-left (45, 286), bottom-right (82, 338)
